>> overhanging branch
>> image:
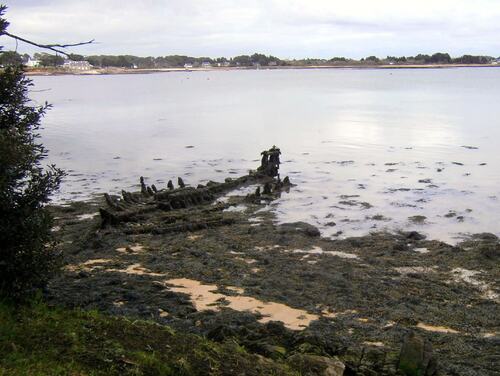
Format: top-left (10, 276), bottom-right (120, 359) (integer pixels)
top-left (3, 31), bottom-right (94, 58)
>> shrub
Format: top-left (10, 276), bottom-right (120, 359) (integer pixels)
top-left (0, 5), bottom-right (64, 299)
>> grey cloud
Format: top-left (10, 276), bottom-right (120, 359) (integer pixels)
top-left (1, 0), bottom-right (499, 58)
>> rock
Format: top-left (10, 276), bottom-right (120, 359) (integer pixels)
top-left (404, 231), bottom-right (426, 241)
top-left (287, 354), bottom-right (345, 376)
top-left (477, 243), bottom-right (499, 260)
top-left (278, 222), bottom-right (321, 237)
top-left (76, 270), bottom-right (89, 279)
top-left (167, 180), bottom-right (174, 190)
top-left (251, 342), bottom-right (287, 359)
top-left (473, 233), bottom-right (498, 242)
top-left (398, 332), bottom-right (437, 376)
top-left (408, 215), bottom-right (426, 224)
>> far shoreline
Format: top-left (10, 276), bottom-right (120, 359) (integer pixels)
top-left (25, 63), bottom-right (500, 76)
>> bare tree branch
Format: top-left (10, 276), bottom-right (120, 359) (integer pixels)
top-left (3, 31), bottom-right (94, 58)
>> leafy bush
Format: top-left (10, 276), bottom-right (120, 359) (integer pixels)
top-left (0, 5), bottom-right (64, 299)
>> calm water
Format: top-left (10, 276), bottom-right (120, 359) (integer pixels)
top-left (31, 68), bottom-right (500, 243)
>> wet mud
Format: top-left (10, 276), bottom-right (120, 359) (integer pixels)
top-left (47, 149), bottom-right (499, 376)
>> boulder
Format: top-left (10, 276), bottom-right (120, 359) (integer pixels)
top-left (278, 222), bottom-right (321, 237)
top-left (287, 354), bottom-right (345, 376)
top-left (398, 332), bottom-right (437, 376)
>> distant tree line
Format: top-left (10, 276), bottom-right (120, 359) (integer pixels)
top-left (1, 50), bottom-right (498, 68)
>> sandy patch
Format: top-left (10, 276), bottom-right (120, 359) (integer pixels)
top-left (226, 286), bottom-right (245, 294)
top-left (116, 244), bottom-right (145, 254)
top-left (166, 278), bottom-right (319, 330)
top-left (363, 341), bottom-right (385, 347)
top-left (321, 309), bottom-right (337, 318)
top-left (106, 263), bottom-right (165, 277)
top-left (158, 309), bottom-right (169, 317)
top-left (234, 257), bottom-right (257, 264)
top-left (482, 332), bottom-right (498, 338)
top-left (64, 258), bottom-right (113, 272)
top-left (417, 323), bottom-right (459, 334)
top-left (82, 259), bottom-right (113, 266)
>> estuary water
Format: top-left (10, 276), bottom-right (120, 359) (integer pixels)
top-left (31, 68), bottom-right (500, 243)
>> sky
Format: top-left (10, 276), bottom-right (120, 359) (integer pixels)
top-left (1, 0), bottom-right (499, 59)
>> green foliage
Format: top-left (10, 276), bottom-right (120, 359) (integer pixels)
top-left (429, 52), bottom-right (451, 64)
top-left (83, 53), bottom-right (284, 69)
top-left (66, 53), bottom-right (84, 61)
top-left (453, 54), bottom-right (492, 64)
top-left (34, 52), bottom-right (64, 67)
top-left (0, 6), bottom-right (64, 299)
top-left (364, 55), bottom-right (380, 63)
top-left (0, 50), bottom-right (22, 66)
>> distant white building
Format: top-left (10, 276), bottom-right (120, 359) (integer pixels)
top-left (201, 61), bottom-right (212, 68)
top-left (184, 63), bottom-right (193, 69)
top-left (63, 60), bottom-right (92, 70)
top-left (26, 58), bottom-right (40, 67)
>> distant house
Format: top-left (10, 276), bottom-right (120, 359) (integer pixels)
top-left (63, 60), bottom-right (92, 70)
top-left (26, 58), bottom-right (40, 67)
top-left (201, 61), bottom-right (212, 68)
top-left (184, 63), bottom-right (193, 69)
top-left (222, 61), bottom-right (231, 67)
top-left (268, 61), bottom-right (278, 66)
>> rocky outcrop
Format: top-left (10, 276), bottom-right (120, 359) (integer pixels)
top-left (398, 332), bottom-right (437, 376)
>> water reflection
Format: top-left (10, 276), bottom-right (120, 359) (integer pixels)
top-left (31, 68), bottom-right (500, 242)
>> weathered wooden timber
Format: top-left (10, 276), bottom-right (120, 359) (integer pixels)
top-left (99, 147), bottom-right (292, 228)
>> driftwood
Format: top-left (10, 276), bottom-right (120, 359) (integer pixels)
top-left (124, 216), bottom-right (236, 235)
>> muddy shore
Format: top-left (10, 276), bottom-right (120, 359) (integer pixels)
top-left (46, 157), bottom-right (499, 375)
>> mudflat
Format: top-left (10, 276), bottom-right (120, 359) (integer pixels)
top-left (47, 151), bottom-right (499, 376)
